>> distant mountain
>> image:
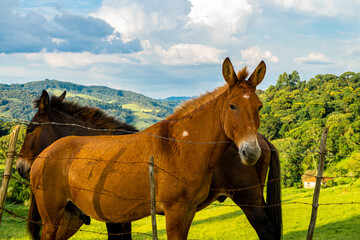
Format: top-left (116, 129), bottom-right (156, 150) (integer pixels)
top-left (0, 79), bottom-right (183, 130)
top-left (160, 96), bottom-right (193, 101)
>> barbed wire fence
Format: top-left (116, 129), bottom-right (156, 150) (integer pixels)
top-left (0, 115), bottom-right (359, 239)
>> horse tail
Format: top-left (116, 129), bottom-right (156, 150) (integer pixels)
top-left (27, 192), bottom-right (41, 240)
top-left (265, 138), bottom-right (283, 239)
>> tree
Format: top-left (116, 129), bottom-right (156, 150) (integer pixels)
top-left (0, 124), bottom-right (29, 203)
top-left (273, 138), bottom-right (304, 188)
top-left (326, 113), bottom-right (353, 157)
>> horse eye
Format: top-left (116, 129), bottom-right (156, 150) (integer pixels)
top-left (229, 104), bottom-right (236, 111)
top-left (26, 127), bottom-right (35, 134)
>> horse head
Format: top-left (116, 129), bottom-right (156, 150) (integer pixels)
top-left (17, 90), bottom-right (66, 179)
top-left (222, 58), bottom-right (265, 166)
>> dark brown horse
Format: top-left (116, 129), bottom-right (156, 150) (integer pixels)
top-left (17, 90), bottom-right (136, 240)
top-left (19, 58), bottom-right (281, 239)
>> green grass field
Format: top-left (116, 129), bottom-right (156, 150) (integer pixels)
top-left (122, 104), bottom-right (157, 113)
top-left (1, 181), bottom-right (359, 240)
top-left (121, 103), bottom-right (162, 130)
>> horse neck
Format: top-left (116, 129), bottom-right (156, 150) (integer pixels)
top-left (191, 91), bottom-right (229, 142)
top-left (154, 91), bottom-right (229, 145)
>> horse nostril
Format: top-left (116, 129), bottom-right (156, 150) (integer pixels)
top-left (242, 149), bottom-right (247, 158)
top-left (17, 166), bottom-right (22, 175)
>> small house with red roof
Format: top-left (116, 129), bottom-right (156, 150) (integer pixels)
top-left (303, 176), bottom-right (333, 188)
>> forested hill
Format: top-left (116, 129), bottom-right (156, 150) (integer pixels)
top-left (257, 71), bottom-right (360, 187)
top-left (0, 79), bottom-right (181, 130)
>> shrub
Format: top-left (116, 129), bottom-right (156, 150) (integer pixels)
top-left (325, 179), bottom-right (336, 188)
top-left (0, 169), bottom-right (30, 204)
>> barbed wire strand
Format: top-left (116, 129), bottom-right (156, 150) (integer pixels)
top-left (1, 171), bottom-right (359, 237)
top-left (1, 207), bottom-right (157, 239)
top-left (1, 114), bottom-right (360, 158)
top-left (1, 156), bottom-right (359, 195)
top-left (1, 169), bottom-right (358, 205)
top-left (1, 199), bottom-right (360, 239)
top-left (0, 115), bottom-right (329, 154)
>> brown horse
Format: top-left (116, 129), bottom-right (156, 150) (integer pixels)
top-left (22, 58), bottom-right (281, 239)
top-left (19, 91), bottom-right (280, 240)
top-left (29, 58), bottom-right (277, 240)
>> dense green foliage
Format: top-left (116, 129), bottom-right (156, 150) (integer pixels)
top-left (0, 122), bottom-right (29, 203)
top-left (258, 71), bottom-right (360, 187)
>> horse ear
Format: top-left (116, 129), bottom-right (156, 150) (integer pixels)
top-left (58, 91), bottom-right (66, 102)
top-left (247, 61), bottom-right (266, 88)
top-left (222, 57), bottom-right (238, 87)
top-left (39, 90), bottom-right (50, 113)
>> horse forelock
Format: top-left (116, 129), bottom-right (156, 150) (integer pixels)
top-left (33, 94), bottom-right (138, 132)
top-left (237, 66), bottom-right (249, 82)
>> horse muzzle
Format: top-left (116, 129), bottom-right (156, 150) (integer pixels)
top-left (238, 139), bottom-right (261, 166)
top-left (16, 157), bottom-right (31, 179)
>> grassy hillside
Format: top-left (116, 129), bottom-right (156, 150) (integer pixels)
top-left (47, 88), bottom-right (104, 102)
top-left (122, 103), bottom-right (157, 113)
top-left (1, 181), bottom-right (359, 239)
top-left (0, 79), bottom-right (181, 130)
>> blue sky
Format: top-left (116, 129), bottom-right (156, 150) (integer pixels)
top-left (1, 0), bottom-right (359, 98)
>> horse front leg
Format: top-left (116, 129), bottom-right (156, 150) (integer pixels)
top-left (31, 192), bottom-right (67, 240)
top-left (41, 224), bottom-right (59, 240)
top-left (163, 203), bottom-right (197, 240)
top-left (106, 222), bottom-right (132, 240)
top-left (37, 205), bottom-right (66, 240)
top-left (232, 192), bottom-right (279, 240)
top-left (55, 208), bottom-right (84, 240)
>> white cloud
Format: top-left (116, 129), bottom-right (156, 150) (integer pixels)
top-left (294, 52), bottom-right (332, 65)
top-left (92, 0), bottom-right (189, 42)
top-left (241, 46), bottom-right (278, 66)
top-left (343, 38), bottom-right (360, 58)
top-left (0, 67), bottom-right (26, 77)
top-left (187, 0), bottom-right (254, 39)
top-left (25, 51), bottom-right (131, 69)
top-left (21, 42), bottom-right (224, 70)
top-left (93, 0), bottom-right (257, 44)
top-left (273, 0), bottom-right (360, 18)
top-left (51, 38), bottom-right (67, 45)
top-left (133, 41), bottom-right (226, 65)
top-left (92, 3), bottom-right (146, 42)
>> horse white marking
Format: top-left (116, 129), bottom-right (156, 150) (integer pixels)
top-left (243, 94), bottom-right (250, 99)
top-left (182, 131), bottom-right (189, 137)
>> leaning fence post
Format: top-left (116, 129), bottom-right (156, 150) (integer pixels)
top-left (0, 125), bottom-right (21, 225)
top-left (149, 155), bottom-right (158, 240)
top-left (306, 127), bottom-right (328, 240)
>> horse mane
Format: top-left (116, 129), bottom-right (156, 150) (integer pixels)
top-left (166, 85), bottom-right (227, 120)
top-left (33, 94), bottom-right (138, 132)
top-left (167, 67), bottom-right (249, 120)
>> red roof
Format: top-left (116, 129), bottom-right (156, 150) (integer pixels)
top-left (303, 177), bottom-right (333, 183)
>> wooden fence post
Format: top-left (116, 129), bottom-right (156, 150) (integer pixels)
top-left (0, 125), bottom-right (21, 225)
top-left (306, 127), bottom-right (328, 240)
top-left (149, 155), bottom-right (158, 240)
